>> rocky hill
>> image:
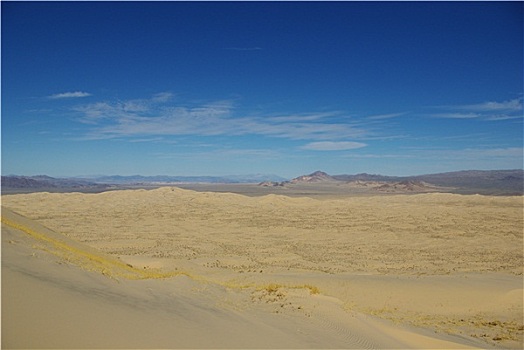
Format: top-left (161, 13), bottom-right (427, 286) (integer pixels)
top-left (290, 171), bottom-right (337, 183)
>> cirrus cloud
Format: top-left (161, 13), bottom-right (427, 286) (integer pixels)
top-left (48, 91), bottom-right (92, 99)
top-left (300, 141), bottom-right (367, 151)
top-left (70, 93), bottom-right (371, 142)
top-left (457, 97), bottom-right (522, 112)
top-left (432, 97), bottom-right (523, 122)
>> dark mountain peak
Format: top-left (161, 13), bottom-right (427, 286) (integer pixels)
top-left (309, 170), bottom-right (329, 176)
top-left (291, 171), bottom-right (336, 183)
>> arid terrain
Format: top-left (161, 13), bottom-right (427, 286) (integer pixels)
top-left (2, 186), bottom-right (523, 349)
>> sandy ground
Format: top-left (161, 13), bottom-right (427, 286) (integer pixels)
top-left (2, 187), bottom-right (523, 348)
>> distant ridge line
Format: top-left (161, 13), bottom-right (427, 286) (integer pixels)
top-left (309, 169), bottom-right (523, 195)
top-left (2, 169), bottom-right (522, 195)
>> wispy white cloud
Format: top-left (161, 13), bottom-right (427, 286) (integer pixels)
top-left (266, 112), bottom-right (340, 123)
top-left (48, 91), bottom-right (91, 99)
top-left (457, 97), bottom-right (523, 112)
top-left (484, 114), bottom-right (523, 121)
top-left (72, 94), bottom-right (371, 141)
top-left (366, 112), bottom-right (405, 120)
top-left (151, 92), bottom-right (174, 103)
top-left (432, 97), bottom-right (523, 121)
top-left (73, 91), bottom-right (178, 124)
top-left (300, 141), bottom-right (367, 151)
top-left (127, 137), bottom-right (167, 143)
top-left (432, 113), bottom-right (481, 119)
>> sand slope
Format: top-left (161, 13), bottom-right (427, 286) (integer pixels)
top-left (2, 187), bottom-right (523, 348)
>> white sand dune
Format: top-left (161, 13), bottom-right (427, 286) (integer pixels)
top-left (2, 187), bottom-right (523, 348)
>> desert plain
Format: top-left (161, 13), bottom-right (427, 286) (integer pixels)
top-left (2, 184), bottom-right (523, 349)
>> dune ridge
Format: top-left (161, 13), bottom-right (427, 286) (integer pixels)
top-left (4, 208), bottom-right (491, 349)
top-left (1, 208), bottom-right (178, 280)
top-left (4, 188), bottom-right (521, 275)
top-left (2, 187), bottom-right (523, 348)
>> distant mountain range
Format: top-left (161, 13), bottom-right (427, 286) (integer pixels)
top-left (75, 173), bottom-right (287, 184)
top-left (1, 173), bottom-right (287, 191)
top-left (2, 170), bottom-right (522, 195)
top-left (286, 170), bottom-right (523, 195)
top-left (1, 175), bottom-right (110, 190)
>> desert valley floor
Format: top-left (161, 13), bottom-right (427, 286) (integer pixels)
top-left (2, 185), bottom-right (523, 349)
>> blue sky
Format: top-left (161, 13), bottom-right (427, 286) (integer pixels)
top-left (2, 1), bottom-right (523, 178)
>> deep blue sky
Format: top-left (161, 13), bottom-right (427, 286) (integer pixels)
top-left (2, 1), bottom-right (523, 178)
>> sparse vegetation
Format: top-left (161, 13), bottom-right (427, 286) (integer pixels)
top-left (1, 214), bottom-right (183, 280)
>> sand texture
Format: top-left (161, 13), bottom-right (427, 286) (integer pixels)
top-left (2, 187), bottom-right (523, 348)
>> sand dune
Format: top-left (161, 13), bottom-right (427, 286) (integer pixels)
top-left (2, 187), bottom-right (523, 348)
